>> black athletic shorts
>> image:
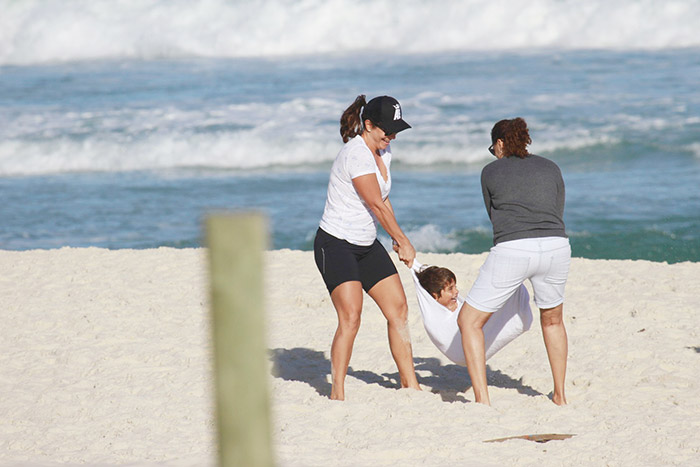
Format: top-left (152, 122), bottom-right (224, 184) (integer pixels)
top-left (313, 228), bottom-right (398, 294)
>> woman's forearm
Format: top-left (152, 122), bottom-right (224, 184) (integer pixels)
top-left (371, 198), bottom-right (415, 266)
top-left (374, 198), bottom-right (409, 246)
top-left (352, 173), bottom-right (415, 265)
top-left (352, 174), bottom-right (409, 245)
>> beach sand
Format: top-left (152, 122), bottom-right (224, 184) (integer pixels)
top-left (1, 248), bottom-right (698, 466)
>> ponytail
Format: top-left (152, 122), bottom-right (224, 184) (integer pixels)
top-left (340, 95), bottom-right (366, 143)
top-left (491, 117), bottom-right (531, 158)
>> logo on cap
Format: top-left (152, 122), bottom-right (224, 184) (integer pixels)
top-left (393, 104), bottom-right (401, 120)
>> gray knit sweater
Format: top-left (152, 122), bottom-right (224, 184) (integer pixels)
top-left (481, 154), bottom-right (567, 245)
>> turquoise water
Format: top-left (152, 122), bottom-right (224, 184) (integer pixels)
top-left (1, 48), bottom-right (699, 262)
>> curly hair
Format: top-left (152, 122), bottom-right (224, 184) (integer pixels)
top-left (491, 117), bottom-right (531, 158)
top-left (416, 265), bottom-right (456, 299)
top-left (339, 95), bottom-right (367, 143)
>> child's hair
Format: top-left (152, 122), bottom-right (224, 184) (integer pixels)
top-left (416, 265), bottom-right (456, 299)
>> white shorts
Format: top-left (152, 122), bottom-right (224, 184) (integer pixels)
top-left (465, 236), bottom-right (571, 313)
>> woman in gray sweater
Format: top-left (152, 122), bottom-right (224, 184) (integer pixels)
top-left (458, 117), bottom-right (571, 406)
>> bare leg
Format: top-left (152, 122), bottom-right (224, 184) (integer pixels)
top-left (458, 303), bottom-right (493, 405)
top-left (540, 303), bottom-right (568, 405)
top-left (367, 274), bottom-right (420, 390)
top-left (329, 281), bottom-right (364, 400)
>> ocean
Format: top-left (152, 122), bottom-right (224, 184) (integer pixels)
top-left (1, 0), bottom-right (699, 263)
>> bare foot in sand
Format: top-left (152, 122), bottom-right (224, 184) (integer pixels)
top-left (552, 392), bottom-right (567, 406)
top-left (330, 385), bottom-right (344, 401)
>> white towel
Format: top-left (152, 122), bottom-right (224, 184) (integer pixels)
top-left (411, 260), bottom-right (533, 366)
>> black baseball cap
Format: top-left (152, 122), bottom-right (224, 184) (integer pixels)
top-left (362, 96), bottom-right (411, 135)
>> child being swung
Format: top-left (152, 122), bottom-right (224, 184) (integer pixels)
top-left (416, 265), bottom-right (460, 312)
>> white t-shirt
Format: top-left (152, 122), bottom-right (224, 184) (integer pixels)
top-left (319, 135), bottom-right (392, 246)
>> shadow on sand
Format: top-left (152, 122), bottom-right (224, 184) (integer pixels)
top-left (269, 347), bottom-right (543, 402)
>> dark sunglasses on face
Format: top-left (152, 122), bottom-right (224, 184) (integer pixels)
top-left (488, 144), bottom-right (495, 155)
top-left (377, 124), bottom-right (394, 138)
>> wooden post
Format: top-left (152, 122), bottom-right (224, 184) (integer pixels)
top-left (206, 213), bottom-right (274, 467)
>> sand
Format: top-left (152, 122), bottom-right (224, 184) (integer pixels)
top-left (1, 247), bottom-right (698, 466)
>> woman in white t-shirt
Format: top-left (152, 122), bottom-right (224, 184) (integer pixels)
top-left (314, 95), bottom-right (420, 400)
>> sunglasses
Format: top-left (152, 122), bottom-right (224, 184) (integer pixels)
top-left (488, 144), bottom-right (495, 156)
top-left (377, 124), bottom-right (395, 138)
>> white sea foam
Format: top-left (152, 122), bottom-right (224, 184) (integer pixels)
top-left (689, 142), bottom-right (700, 159)
top-left (1, 0), bottom-right (699, 65)
top-left (0, 98), bottom-right (344, 174)
top-left (379, 224), bottom-right (461, 254)
top-left (0, 134), bottom-right (335, 175)
top-left (405, 225), bottom-right (461, 252)
top-left (0, 86), bottom-right (689, 175)
top-left (0, 128), bottom-right (622, 175)
top-left (0, 106), bottom-right (638, 175)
